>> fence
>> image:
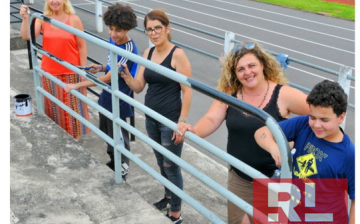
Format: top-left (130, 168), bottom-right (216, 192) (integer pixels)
top-left (29, 12), bottom-right (292, 224)
top-left (15, 0), bottom-right (354, 124)
top-left (90, 0), bottom-right (355, 129)
top-left (10, 0), bottom-right (24, 24)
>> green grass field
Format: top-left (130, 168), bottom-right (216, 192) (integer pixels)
top-left (253, 0), bottom-right (355, 21)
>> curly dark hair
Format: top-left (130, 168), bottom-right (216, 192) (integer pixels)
top-left (103, 3), bottom-right (137, 31)
top-left (306, 80), bottom-right (348, 116)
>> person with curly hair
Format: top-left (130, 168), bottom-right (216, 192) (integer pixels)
top-left (20, 0), bottom-right (90, 140)
top-left (178, 41), bottom-right (309, 224)
top-left (65, 3), bottom-right (138, 180)
top-left (255, 80), bottom-right (354, 224)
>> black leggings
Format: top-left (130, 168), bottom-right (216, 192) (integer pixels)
top-left (99, 113), bottom-right (130, 165)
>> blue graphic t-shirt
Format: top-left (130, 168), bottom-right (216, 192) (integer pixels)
top-left (279, 115), bottom-right (355, 200)
top-left (98, 38), bottom-right (138, 118)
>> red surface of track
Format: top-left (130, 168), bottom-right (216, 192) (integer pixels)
top-left (321, 0), bottom-right (354, 6)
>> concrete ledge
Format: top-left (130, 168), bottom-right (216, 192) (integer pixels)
top-left (10, 101), bottom-right (171, 224)
top-left (10, 47), bottom-right (229, 223)
top-left (10, 26), bottom-right (28, 51)
top-left (9, 42), bottom-right (171, 223)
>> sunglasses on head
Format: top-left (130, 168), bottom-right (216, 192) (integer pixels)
top-left (232, 42), bottom-right (256, 53)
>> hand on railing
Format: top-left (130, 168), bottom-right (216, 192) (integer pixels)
top-left (19, 5), bottom-right (31, 20)
top-left (172, 120), bottom-right (188, 145)
top-left (64, 83), bottom-right (80, 93)
top-left (88, 64), bottom-right (103, 74)
top-left (176, 122), bottom-right (196, 144)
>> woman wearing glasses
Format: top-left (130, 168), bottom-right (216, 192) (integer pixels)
top-left (121, 9), bottom-right (191, 224)
top-left (178, 42), bottom-right (309, 224)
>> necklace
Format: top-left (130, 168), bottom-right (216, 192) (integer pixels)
top-left (240, 80), bottom-right (269, 108)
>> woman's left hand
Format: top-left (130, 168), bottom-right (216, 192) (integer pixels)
top-left (64, 83), bottom-right (78, 93)
top-left (173, 121), bottom-right (187, 145)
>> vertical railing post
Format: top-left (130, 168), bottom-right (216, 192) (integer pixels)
top-left (130, 91), bottom-right (135, 142)
top-left (26, 40), bottom-right (33, 70)
top-left (337, 65), bottom-right (352, 130)
top-left (95, 0), bottom-right (103, 33)
top-left (223, 31), bottom-right (235, 56)
top-left (29, 15), bottom-right (43, 115)
top-left (110, 51), bottom-right (123, 183)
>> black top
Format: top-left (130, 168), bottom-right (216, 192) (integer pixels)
top-left (144, 46), bottom-right (181, 122)
top-left (226, 84), bottom-right (286, 181)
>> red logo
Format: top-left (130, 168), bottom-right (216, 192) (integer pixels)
top-left (253, 178), bottom-right (348, 224)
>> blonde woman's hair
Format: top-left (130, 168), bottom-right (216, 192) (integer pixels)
top-left (44, 0), bottom-right (75, 16)
top-left (217, 41), bottom-right (287, 94)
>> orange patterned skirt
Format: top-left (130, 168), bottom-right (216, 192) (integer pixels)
top-left (42, 74), bottom-right (91, 139)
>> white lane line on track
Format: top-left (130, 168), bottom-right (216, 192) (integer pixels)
top-left (182, 0), bottom-right (353, 42)
top-left (120, 0), bottom-right (355, 69)
top-left (288, 66), bottom-right (355, 89)
top-left (213, 0), bottom-right (354, 32)
top-left (150, 0), bottom-right (354, 54)
top-left (172, 28), bottom-right (223, 45)
top-left (73, 3), bottom-right (93, 5)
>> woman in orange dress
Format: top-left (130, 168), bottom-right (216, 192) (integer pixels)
top-left (20, 0), bottom-right (90, 139)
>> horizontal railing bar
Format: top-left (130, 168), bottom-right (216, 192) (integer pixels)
top-left (288, 82), bottom-right (354, 109)
top-left (170, 21), bottom-right (225, 40)
top-left (10, 5), bottom-right (20, 10)
top-left (115, 118), bottom-right (274, 223)
top-left (35, 62), bottom-right (274, 223)
top-left (10, 14), bottom-right (22, 21)
top-left (33, 42), bottom-right (273, 182)
top-left (73, 5), bottom-right (96, 15)
top-left (35, 85), bottom-right (113, 146)
top-left (172, 40), bottom-right (219, 59)
top-left (29, 12), bottom-right (292, 179)
top-left (29, 12), bottom-right (288, 223)
top-left (231, 39), bottom-right (355, 82)
top-left (33, 66), bottom-right (237, 224)
top-left (117, 144), bottom-right (227, 224)
top-left (33, 39), bottom-right (282, 186)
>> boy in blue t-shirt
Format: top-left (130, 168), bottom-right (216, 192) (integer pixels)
top-left (65, 3), bottom-right (138, 180)
top-left (255, 80), bottom-right (354, 223)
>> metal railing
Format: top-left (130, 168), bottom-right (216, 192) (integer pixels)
top-left (12, 0), bottom-right (355, 120)
top-left (91, 0), bottom-right (355, 126)
top-left (10, 0), bottom-right (24, 24)
top-left (29, 13), bottom-right (291, 224)
top-left (10, 4), bottom-right (137, 140)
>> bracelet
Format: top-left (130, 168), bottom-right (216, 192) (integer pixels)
top-left (125, 75), bottom-right (133, 86)
top-left (179, 117), bottom-right (187, 123)
top-left (100, 64), bottom-right (104, 72)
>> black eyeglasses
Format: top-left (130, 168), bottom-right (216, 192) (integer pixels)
top-left (232, 42), bottom-right (256, 53)
top-left (144, 25), bottom-right (163, 35)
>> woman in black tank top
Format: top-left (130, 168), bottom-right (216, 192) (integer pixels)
top-left (178, 41), bottom-right (309, 224)
top-left (120, 10), bottom-right (191, 223)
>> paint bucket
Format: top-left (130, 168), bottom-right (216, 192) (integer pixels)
top-left (14, 94), bottom-right (32, 117)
